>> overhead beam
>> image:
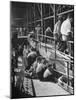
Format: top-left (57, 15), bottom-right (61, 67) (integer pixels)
top-left (57, 9), bottom-right (74, 16)
top-left (28, 15), bottom-right (54, 25)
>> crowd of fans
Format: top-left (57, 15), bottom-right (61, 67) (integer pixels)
top-left (11, 13), bottom-right (74, 97)
top-left (11, 33), bottom-right (58, 95)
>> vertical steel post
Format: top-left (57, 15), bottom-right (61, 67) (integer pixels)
top-left (67, 62), bottom-right (69, 92)
top-left (27, 8), bottom-right (29, 33)
top-left (49, 5), bottom-right (50, 16)
top-left (41, 3), bottom-right (43, 42)
top-left (34, 4), bottom-right (37, 40)
top-left (44, 5), bottom-right (47, 52)
top-left (33, 4), bottom-right (35, 24)
top-left (54, 4), bottom-right (56, 59)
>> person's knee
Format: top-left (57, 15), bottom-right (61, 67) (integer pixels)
top-left (43, 69), bottom-right (52, 79)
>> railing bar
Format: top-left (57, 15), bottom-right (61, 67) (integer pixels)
top-left (57, 9), bottom-right (74, 16)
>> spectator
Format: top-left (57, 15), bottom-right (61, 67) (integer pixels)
top-left (35, 24), bottom-right (41, 41)
top-left (28, 31), bottom-right (35, 39)
top-left (23, 45), bottom-right (28, 70)
top-left (53, 15), bottom-right (63, 45)
top-left (45, 27), bottom-right (53, 37)
top-left (45, 27), bottom-right (53, 43)
top-left (36, 57), bottom-right (47, 80)
top-left (43, 63), bottom-right (57, 82)
top-left (59, 14), bottom-right (73, 52)
top-left (19, 27), bottom-right (23, 36)
top-left (28, 57), bottom-right (39, 78)
top-left (27, 50), bottom-right (37, 70)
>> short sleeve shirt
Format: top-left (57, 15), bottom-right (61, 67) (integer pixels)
top-left (36, 63), bottom-right (45, 73)
top-left (53, 20), bottom-right (61, 35)
top-left (61, 18), bottom-right (71, 36)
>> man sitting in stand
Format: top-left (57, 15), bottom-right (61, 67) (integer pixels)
top-left (43, 63), bottom-right (57, 82)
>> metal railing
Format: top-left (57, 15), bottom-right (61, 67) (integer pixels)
top-left (17, 33), bottom-right (74, 93)
top-left (36, 33), bottom-right (74, 93)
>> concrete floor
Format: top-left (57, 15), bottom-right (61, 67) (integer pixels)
top-left (23, 41), bottom-right (73, 97)
top-left (30, 42), bottom-right (70, 96)
top-left (33, 79), bottom-right (69, 96)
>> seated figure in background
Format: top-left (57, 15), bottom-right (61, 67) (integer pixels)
top-left (45, 27), bottom-right (53, 43)
top-left (25, 56), bottom-right (43, 78)
top-left (23, 45), bottom-right (28, 70)
top-left (27, 56), bottom-right (41, 78)
top-left (35, 24), bottom-right (41, 41)
top-left (45, 27), bottom-right (53, 37)
top-left (26, 49), bottom-right (37, 70)
top-left (27, 31), bottom-right (35, 41)
top-left (36, 57), bottom-right (48, 80)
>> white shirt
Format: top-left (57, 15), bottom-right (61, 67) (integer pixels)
top-left (32, 61), bottom-right (38, 72)
top-left (36, 63), bottom-right (45, 73)
top-left (61, 18), bottom-right (71, 36)
top-left (53, 20), bottom-right (61, 35)
top-left (35, 26), bottom-right (41, 34)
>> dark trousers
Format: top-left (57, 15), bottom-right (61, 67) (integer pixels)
top-left (58, 41), bottom-right (67, 52)
top-left (37, 69), bottom-right (45, 80)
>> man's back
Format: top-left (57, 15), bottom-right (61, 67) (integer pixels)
top-left (61, 18), bottom-right (71, 36)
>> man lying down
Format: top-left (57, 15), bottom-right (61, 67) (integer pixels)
top-left (26, 56), bottom-right (57, 82)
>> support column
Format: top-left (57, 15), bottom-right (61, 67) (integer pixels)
top-left (41, 3), bottom-right (44, 41)
top-left (67, 62), bottom-right (70, 91)
top-left (34, 4), bottom-right (37, 39)
top-left (33, 4), bottom-right (35, 26)
top-left (27, 8), bottom-right (29, 33)
top-left (54, 4), bottom-right (56, 59)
